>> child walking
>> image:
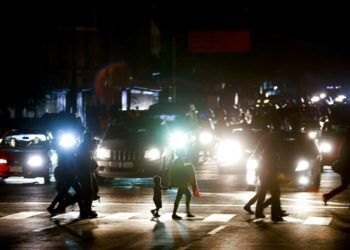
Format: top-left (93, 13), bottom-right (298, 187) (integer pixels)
top-left (151, 175), bottom-right (168, 217)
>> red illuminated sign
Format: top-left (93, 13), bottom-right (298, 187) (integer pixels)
top-left (189, 31), bottom-right (251, 53)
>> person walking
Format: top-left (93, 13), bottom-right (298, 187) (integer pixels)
top-left (323, 130), bottom-right (350, 207)
top-left (151, 175), bottom-right (168, 217)
top-left (170, 148), bottom-right (198, 220)
top-left (252, 127), bottom-right (284, 222)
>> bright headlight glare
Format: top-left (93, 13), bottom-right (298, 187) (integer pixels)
top-left (295, 160), bottom-right (310, 171)
top-left (247, 159), bottom-right (258, 170)
top-left (246, 170), bottom-right (257, 185)
top-left (145, 148), bottom-right (161, 161)
top-left (170, 131), bottom-right (188, 148)
top-left (320, 142), bottom-right (332, 153)
top-left (199, 132), bottom-right (213, 145)
top-left (95, 147), bottom-right (111, 159)
top-left (27, 155), bottom-right (44, 167)
top-left (299, 176), bottom-right (309, 185)
top-left (308, 131), bottom-right (317, 139)
top-left (217, 140), bottom-right (242, 164)
top-left (58, 133), bottom-right (77, 149)
top-left (0, 159), bottom-right (7, 164)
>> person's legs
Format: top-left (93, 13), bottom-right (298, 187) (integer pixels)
top-left (173, 188), bottom-right (184, 219)
top-left (323, 176), bottom-right (349, 204)
top-left (269, 180), bottom-right (283, 221)
top-left (183, 187), bottom-right (193, 216)
top-left (244, 193), bottom-right (258, 214)
top-left (255, 180), bottom-right (268, 218)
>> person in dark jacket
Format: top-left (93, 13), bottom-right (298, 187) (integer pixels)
top-left (170, 148), bottom-right (197, 220)
top-left (75, 131), bottom-right (99, 219)
top-left (252, 128), bottom-right (284, 221)
top-left (47, 139), bottom-right (82, 216)
top-left (323, 130), bottom-right (350, 207)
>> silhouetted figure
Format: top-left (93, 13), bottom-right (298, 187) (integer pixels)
top-left (170, 149), bottom-right (197, 220)
top-left (253, 129), bottom-right (284, 221)
top-left (75, 131), bottom-right (99, 219)
top-left (323, 130), bottom-right (350, 207)
top-left (47, 145), bottom-right (82, 216)
top-left (151, 175), bottom-right (168, 217)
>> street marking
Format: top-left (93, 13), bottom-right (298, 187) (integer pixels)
top-left (203, 214), bottom-right (235, 222)
top-left (103, 212), bottom-right (139, 220)
top-left (33, 224), bottom-right (57, 232)
top-left (303, 217), bottom-right (332, 226)
top-left (207, 225), bottom-right (227, 235)
top-left (0, 201), bottom-right (349, 209)
top-left (0, 211), bottom-right (45, 220)
top-left (283, 217), bottom-right (305, 223)
top-left (52, 212), bottom-right (80, 219)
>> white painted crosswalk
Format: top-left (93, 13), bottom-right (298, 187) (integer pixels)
top-left (0, 211), bottom-right (335, 227)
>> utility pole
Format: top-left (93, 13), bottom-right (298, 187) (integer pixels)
top-left (172, 36), bottom-right (176, 103)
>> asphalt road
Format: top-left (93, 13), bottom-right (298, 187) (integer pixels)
top-left (0, 161), bottom-right (349, 249)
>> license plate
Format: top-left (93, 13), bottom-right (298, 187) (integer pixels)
top-left (120, 162), bottom-right (133, 168)
top-left (10, 166), bottom-right (23, 173)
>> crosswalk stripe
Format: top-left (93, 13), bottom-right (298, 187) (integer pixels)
top-left (0, 211), bottom-right (45, 220)
top-left (103, 212), bottom-right (139, 220)
top-left (207, 225), bottom-right (227, 235)
top-left (203, 214), bottom-right (235, 222)
top-left (303, 217), bottom-right (332, 225)
top-left (51, 212), bottom-right (80, 219)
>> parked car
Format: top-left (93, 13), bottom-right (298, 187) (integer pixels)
top-left (246, 131), bottom-right (322, 191)
top-left (0, 129), bottom-right (58, 184)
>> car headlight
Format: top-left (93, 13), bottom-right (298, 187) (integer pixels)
top-left (95, 147), bottom-right (111, 160)
top-left (319, 141), bottom-right (332, 153)
top-left (27, 155), bottom-right (44, 167)
top-left (58, 133), bottom-right (78, 149)
top-left (199, 131), bottom-right (213, 145)
top-left (247, 158), bottom-right (258, 170)
top-left (170, 131), bottom-right (188, 148)
top-left (144, 148), bottom-right (161, 161)
top-left (295, 159), bottom-right (310, 171)
top-left (0, 159), bottom-right (7, 164)
top-left (217, 140), bottom-right (242, 164)
top-left (308, 131), bottom-right (317, 139)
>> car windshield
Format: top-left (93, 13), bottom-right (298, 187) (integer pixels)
top-left (0, 133), bottom-right (49, 148)
top-left (104, 119), bottom-right (164, 140)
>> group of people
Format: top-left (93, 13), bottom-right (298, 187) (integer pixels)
top-left (242, 125), bottom-right (350, 221)
top-left (47, 131), bottom-right (100, 219)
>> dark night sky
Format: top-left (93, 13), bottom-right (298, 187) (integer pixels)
top-left (2, 1), bottom-right (350, 94)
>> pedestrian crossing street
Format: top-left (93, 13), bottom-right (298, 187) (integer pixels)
top-left (0, 210), bottom-right (333, 226)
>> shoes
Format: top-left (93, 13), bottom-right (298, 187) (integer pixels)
top-left (47, 207), bottom-right (56, 216)
top-left (280, 211), bottom-right (289, 217)
top-left (80, 211), bottom-right (98, 219)
top-left (255, 214), bottom-right (266, 219)
top-left (172, 214), bottom-right (182, 220)
top-left (154, 213), bottom-right (160, 218)
top-left (322, 194), bottom-right (328, 205)
top-left (271, 216), bottom-right (284, 222)
top-left (187, 213), bottom-right (195, 218)
top-left (151, 209), bottom-right (155, 216)
top-left (243, 204), bottom-right (254, 215)
top-left (93, 195), bottom-right (100, 202)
